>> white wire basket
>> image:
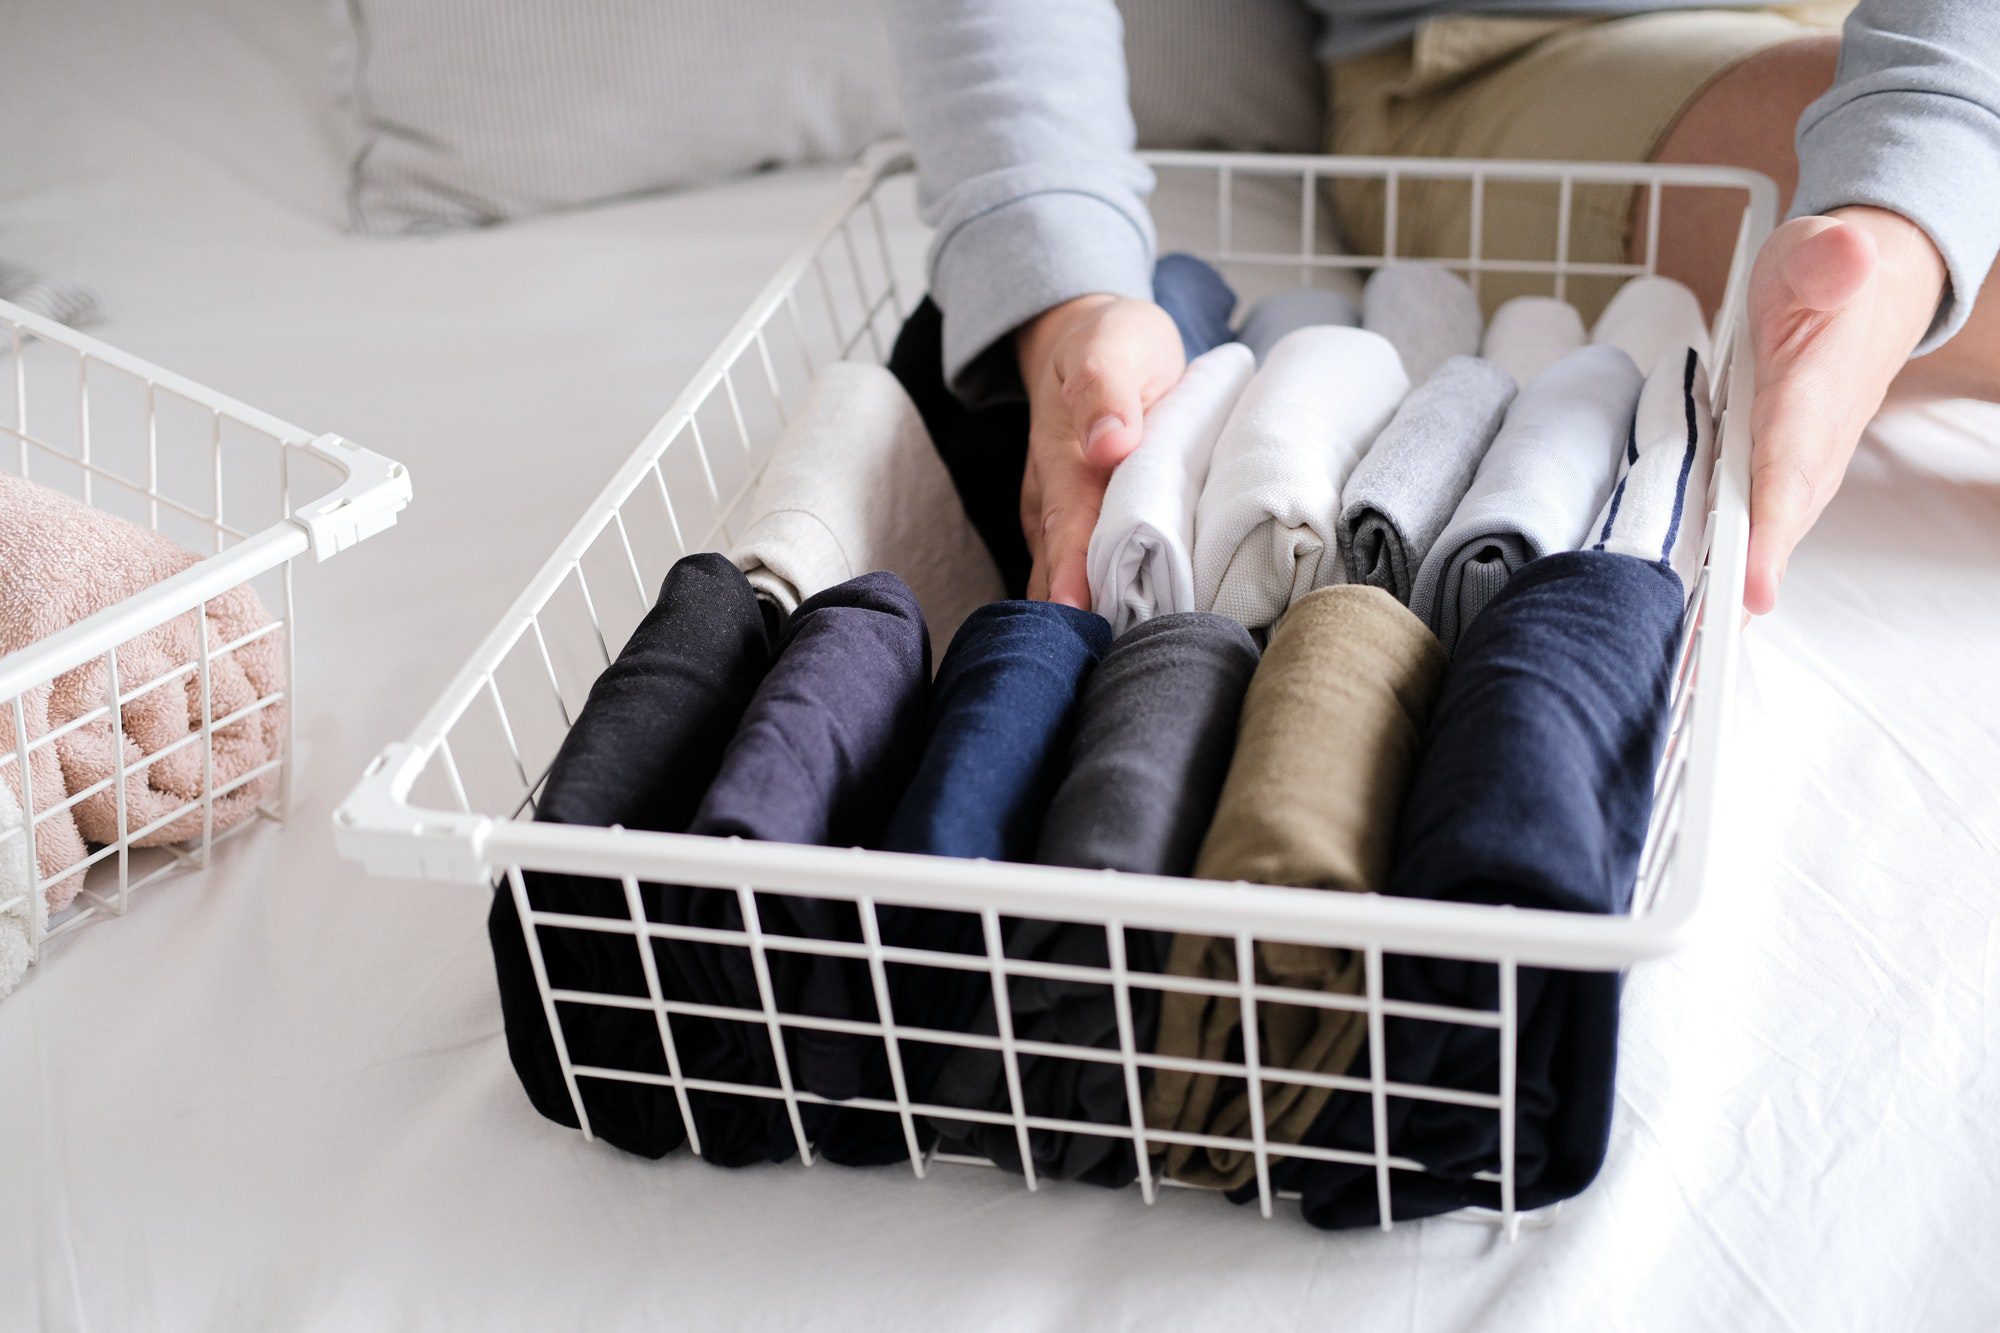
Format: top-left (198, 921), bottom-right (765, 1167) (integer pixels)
top-left (336, 145), bottom-right (1773, 1234)
top-left (0, 300), bottom-right (411, 986)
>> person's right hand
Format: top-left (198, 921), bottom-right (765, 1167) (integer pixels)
top-left (1014, 294), bottom-right (1185, 607)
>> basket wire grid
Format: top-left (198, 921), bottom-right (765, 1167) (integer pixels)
top-left (0, 300), bottom-right (409, 977)
top-left (336, 146), bottom-right (1774, 1234)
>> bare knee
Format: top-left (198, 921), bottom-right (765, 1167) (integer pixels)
top-left (1644, 36), bottom-right (1840, 314)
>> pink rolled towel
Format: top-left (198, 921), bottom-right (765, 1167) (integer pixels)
top-left (1, 472), bottom-right (285, 910)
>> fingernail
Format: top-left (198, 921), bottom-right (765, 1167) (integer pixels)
top-left (1086, 415), bottom-right (1123, 449)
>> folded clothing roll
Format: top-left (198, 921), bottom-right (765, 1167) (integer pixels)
top-left (1234, 287), bottom-right (1361, 364)
top-left (1192, 327), bottom-right (1409, 633)
top-left (1146, 586), bottom-right (1446, 1191)
top-left (0, 471), bottom-right (284, 911)
top-left (1338, 356), bottom-right (1516, 603)
top-left (727, 362), bottom-right (1002, 656)
top-left (1482, 296), bottom-right (1586, 388)
top-left (662, 571), bottom-right (934, 1167)
top-left (873, 601), bottom-right (1111, 1114)
top-left (1153, 253), bottom-right (1238, 360)
top-left (1088, 343), bottom-right (1255, 636)
top-left (887, 253), bottom-right (1246, 598)
top-left (1362, 263), bottom-right (1483, 385)
top-left (1273, 550), bottom-right (1683, 1228)
top-left (1409, 344), bottom-right (1642, 652)
top-left (929, 612), bottom-right (1260, 1185)
top-left (1592, 275), bottom-right (1711, 375)
top-left (489, 552), bottom-right (773, 1160)
top-left (887, 298), bottom-right (1032, 595)
top-left (1591, 347), bottom-right (1715, 595)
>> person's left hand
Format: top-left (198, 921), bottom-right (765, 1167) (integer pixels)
top-left (1742, 205), bottom-right (1944, 614)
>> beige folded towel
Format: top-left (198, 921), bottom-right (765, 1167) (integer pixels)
top-left (727, 362), bottom-right (1004, 657)
top-left (1145, 585), bottom-right (1446, 1190)
top-left (1, 471), bottom-right (285, 911)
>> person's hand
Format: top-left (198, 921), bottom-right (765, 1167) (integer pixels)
top-left (1744, 205), bottom-right (1944, 614)
top-left (1014, 294), bottom-right (1185, 607)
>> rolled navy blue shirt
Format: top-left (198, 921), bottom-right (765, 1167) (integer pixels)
top-left (872, 600), bottom-right (1113, 1114)
top-left (928, 611), bottom-right (1260, 1185)
top-left (1268, 549), bottom-right (1685, 1227)
top-left (1151, 253), bottom-right (1238, 362)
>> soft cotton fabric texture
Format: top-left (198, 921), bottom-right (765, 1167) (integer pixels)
top-left (871, 601), bottom-right (1111, 1114)
top-left (1146, 586), bottom-right (1446, 1191)
top-left (1151, 253), bottom-right (1237, 360)
top-left (1482, 296), bottom-right (1587, 387)
top-left (1361, 263), bottom-right (1483, 385)
top-left (662, 572), bottom-right (933, 1168)
top-left (727, 362), bottom-right (1002, 656)
top-left (928, 612), bottom-right (1260, 1185)
top-left (1591, 275), bottom-right (1711, 375)
top-left (1409, 344), bottom-right (1642, 652)
top-left (1233, 287), bottom-right (1361, 363)
top-left (0, 471), bottom-right (284, 911)
top-left (488, 552), bottom-right (773, 1160)
top-left (1273, 550), bottom-right (1684, 1228)
top-left (886, 298), bottom-right (1033, 594)
top-left (1193, 327), bottom-right (1409, 633)
top-left (1338, 355), bottom-right (1516, 602)
top-left (1591, 347), bottom-right (1716, 594)
top-left (1087, 343), bottom-right (1254, 636)
top-left (0, 783), bottom-right (42, 998)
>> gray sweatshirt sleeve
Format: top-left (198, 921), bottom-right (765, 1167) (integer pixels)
top-left (1792, 0), bottom-right (2000, 354)
top-left (881, 0), bottom-right (1157, 398)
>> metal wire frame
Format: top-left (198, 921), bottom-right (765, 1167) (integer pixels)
top-left (337, 146), bottom-right (1775, 1234)
top-left (0, 300), bottom-right (408, 985)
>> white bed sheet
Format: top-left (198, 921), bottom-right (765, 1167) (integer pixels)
top-left (4, 4), bottom-right (1999, 1329)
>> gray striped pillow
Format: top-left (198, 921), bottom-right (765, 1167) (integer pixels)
top-left (335, 0), bottom-right (1325, 235)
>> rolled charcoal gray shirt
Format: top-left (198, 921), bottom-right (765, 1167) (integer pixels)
top-left (880, 0), bottom-right (2000, 395)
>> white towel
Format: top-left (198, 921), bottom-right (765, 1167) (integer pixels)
top-left (1592, 275), bottom-right (1711, 374)
top-left (1192, 327), bottom-right (1409, 633)
top-left (728, 361), bottom-right (1005, 656)
top-left (1482, 296), bottom-right (1586, 387)
top-left (1362, 262), bottom-right (1482, 385)
top-left (0, 783), bottom-right (40, 999)
top-left (1590, 346), bottom-right (1716, 596)
top-left (1234, 288), bottom-right (1360, 363)
top-left (1409, 344), bottom-right (1643, 651)
top-left (1088, 343), bottom-right (1255, 636)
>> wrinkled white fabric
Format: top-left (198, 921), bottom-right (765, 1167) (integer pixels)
top-left (727, 361), bottom-right (1004, 655)
top-left (1192, 326), bottom-right (1408, 632)
top-left (1592, 275), bottom-right (1711, 375)
top-left (1482, 295), bottom-right (1586, 387)
top-left (1088, 343), bottom-right (1254, 635)
top-left (1589, 346), bottom-right (1717, 595)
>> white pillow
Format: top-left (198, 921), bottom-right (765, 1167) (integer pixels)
top-left (335, 0), bottom-right (1326, 234)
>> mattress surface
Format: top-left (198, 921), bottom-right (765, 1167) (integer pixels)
top-left (4, 3), bottom-right (1999, 1329)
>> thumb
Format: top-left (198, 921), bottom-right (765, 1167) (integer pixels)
top-left (1038, 497), bottom-right (1101, 611)
top-left (1744, 375), bottom-right (1836, 616)
top-left (1059, 347), bottom-right (1151, 470)
top-left (1773, 215), bottom-right (1877, 312)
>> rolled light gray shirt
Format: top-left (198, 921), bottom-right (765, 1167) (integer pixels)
top-left (881, 0), bottom-right (2000, 393)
